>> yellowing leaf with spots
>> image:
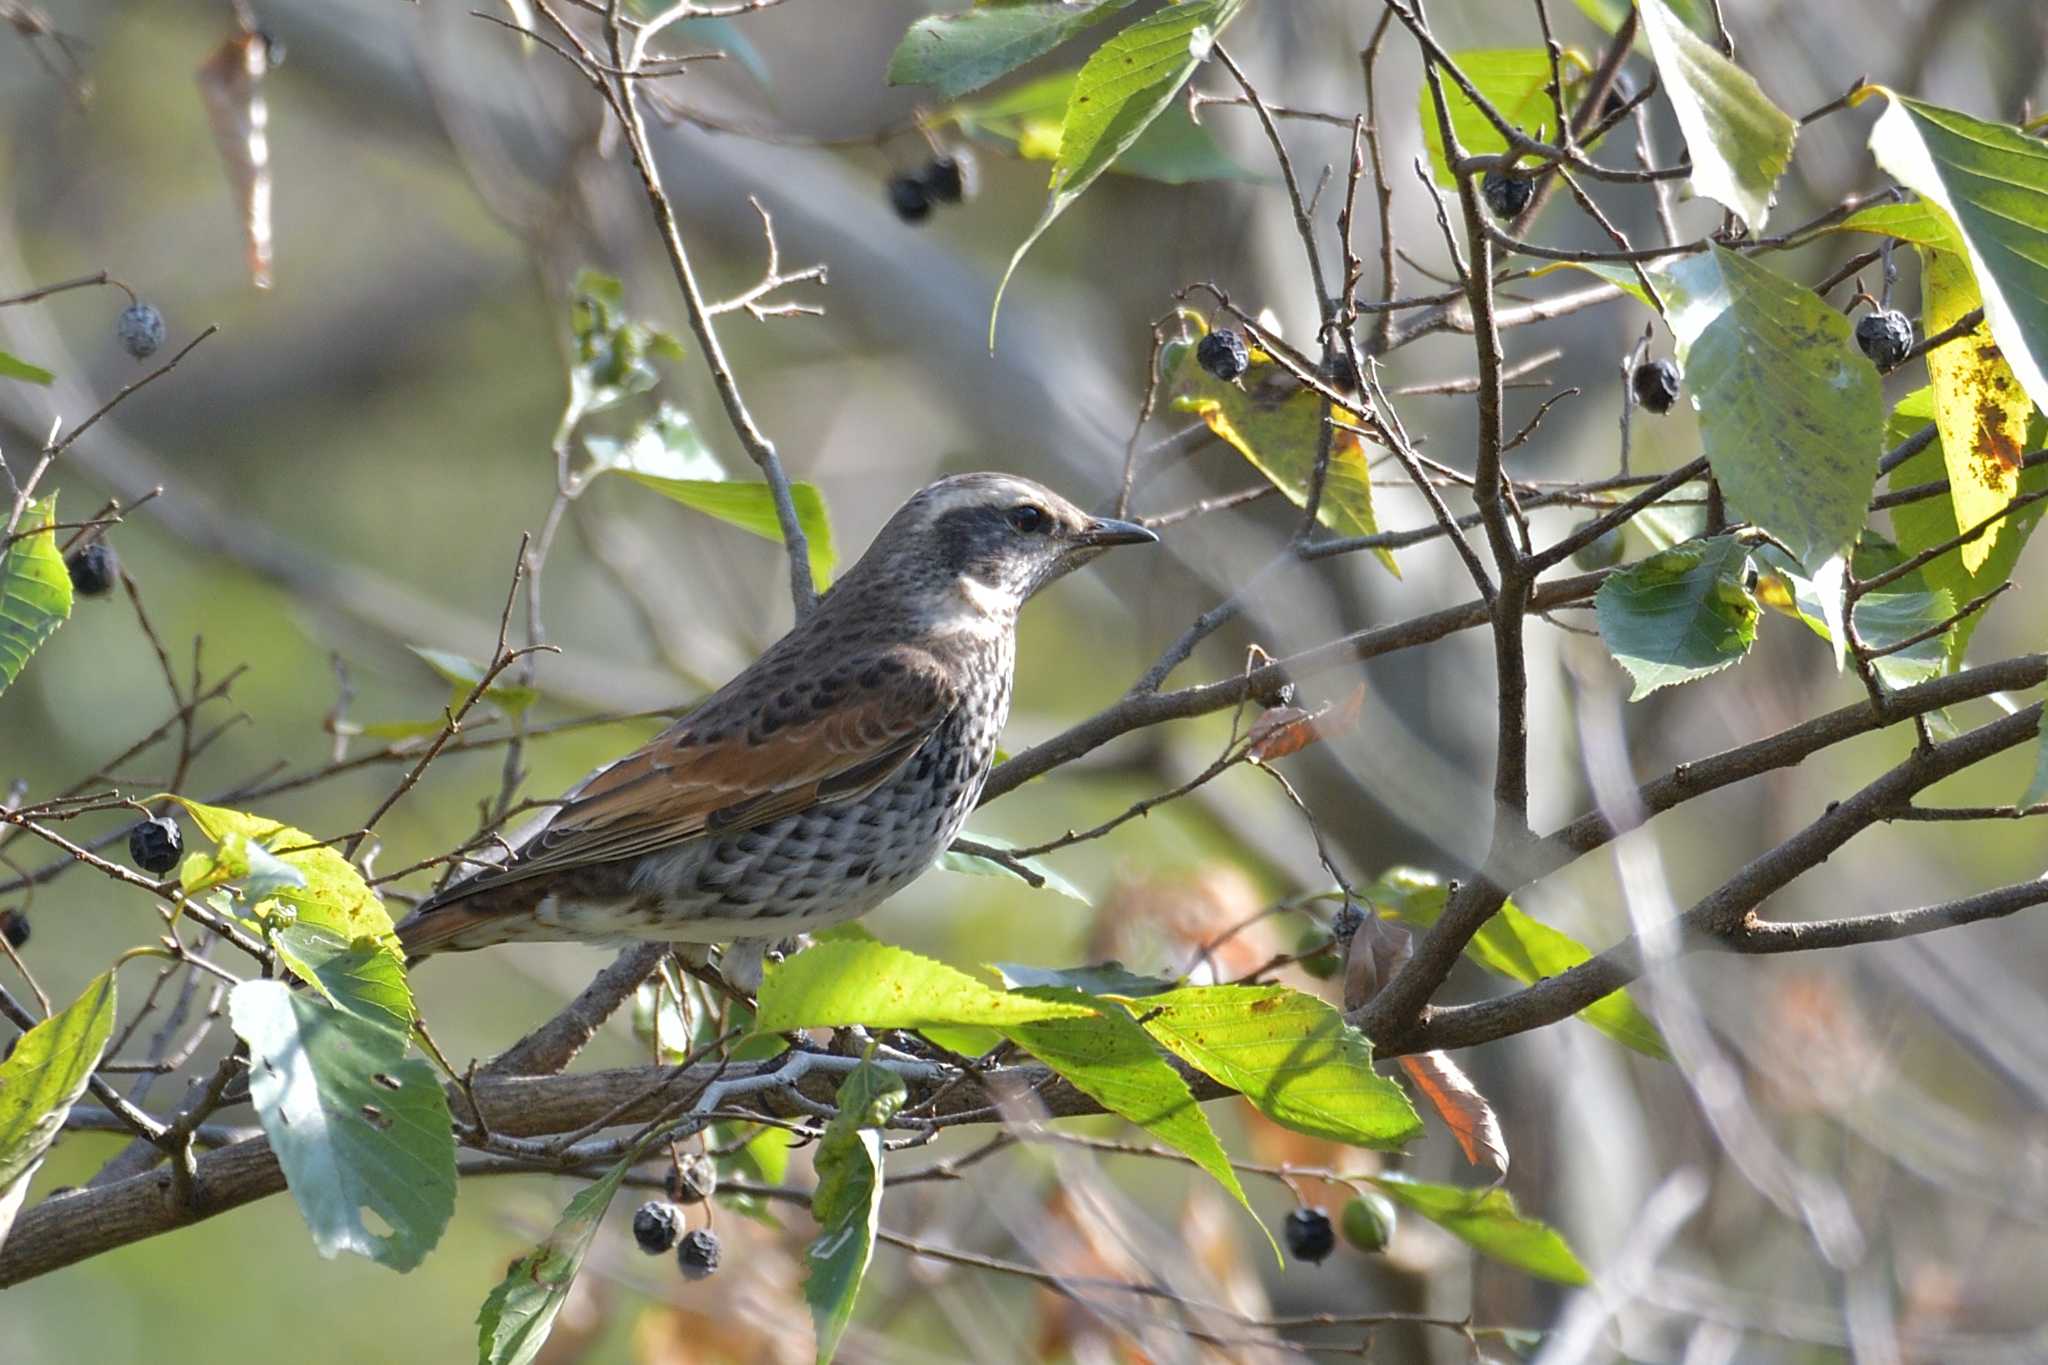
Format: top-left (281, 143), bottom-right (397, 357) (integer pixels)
top-left (1920, 245), bottom-right (2031, 573)
top-left (1167, 328), bottom-right (1398, 576)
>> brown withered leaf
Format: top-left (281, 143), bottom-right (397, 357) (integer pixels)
top-left (1342, 912), bottom-right (1412, 1013)
top-left (196, 28), bottom-right (274, 290)
top-left (1397, 1050), bottom-right (1508, 1179)
top-left (1246, 682), bottom-right (1366, 763)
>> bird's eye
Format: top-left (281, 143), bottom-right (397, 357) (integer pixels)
top-left (1007, 504), bottom-right (1049, 533)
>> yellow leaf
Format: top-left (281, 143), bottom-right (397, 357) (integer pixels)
top-left (1921, 246), bottom-right (2029, 574)
top-left (1167, 330), bottom-right (1398, 577)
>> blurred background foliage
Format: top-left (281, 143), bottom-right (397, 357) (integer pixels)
top-left (4, 1), bottom-right (2048, 1361)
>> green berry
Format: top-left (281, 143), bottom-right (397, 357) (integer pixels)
top-left (1569, 518), bottom-right (1627, 570)
top-left (1340, 1193), bottom-right (1398, 1252)
top-left (1294, 925), bottom-right (1340, 980)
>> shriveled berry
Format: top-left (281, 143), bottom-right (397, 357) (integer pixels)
top-left (1340, 1193), bottom-right (1398, 1252)
top-left (0, 910), bottom-right (27, 949)
top-left (1481, 170), bottom-right (1533, 220)
top-left (676, 1227), bottom-right (721, 1280)
top-left (1569, 518), bottom-right (1627, 570)
top-left (65, 543), bottom-right (119, 597)
top-left (1632, 358), bottom-right (1681, 415)
top-left (1196, 329), bottom-right (1249, 382)
top-left (1284, 1206), bottom-right (1336, 1264)
top-left (128, 815), bottom-right (183, 876)
top-left (666, 1152), bottom-right (717, 1205)
top-left (1855, 309), bottom-right (1914, 370)
top-left (921, 151), bottom-right (973, 204)
top-left (632, 1200), bottom-right (680, 1254)
top-left (1598, 70), bottom-right (1638, 121)
top-left (888, 174), bottom-right (932, 223)
top-left (117, 303), bottom-right (165, 360)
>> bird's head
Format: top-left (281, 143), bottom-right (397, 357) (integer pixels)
top-left (859, 472), bottom-right (1156, 622)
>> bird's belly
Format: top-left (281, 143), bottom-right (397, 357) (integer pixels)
top-left (535, 730), bottom-right (991, 944)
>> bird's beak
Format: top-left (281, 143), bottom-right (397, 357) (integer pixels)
top-left (1074, 516), bottom-right (1158, 548)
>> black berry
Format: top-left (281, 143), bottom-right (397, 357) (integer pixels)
top-left (1196, 329), bottom-right (1249, 383)
top-left (1598, 70), bottom-right (1638, 122)
top-left (887, 174), bottom-right (932, 223)
top-left (1284, 1206), bottom-right (1336, 1264)
top-left (117, 303), bottom-right (165, 360)
top-left (1632, 358), bottom-right (1681, 415)
top-left (632, 1200), bottom-right (680, 1255)
top-left (676, 1227), bottom-right (721, 1280)
top-left (1318, 349), bottom-right (1361, 395)
top-left (921, 151), bottom-right (973, 204)
top-left (65, 543), bottom-right (119, 597)
top-left (128, 815), bottom-right (183, 876)
top-left (1570, 517), bottom-right (1627, 570)
top-left (666, 1152), bottom-right (717, 1204)
top-left (1855, 309), bottom-right (1914, 370)
top-left (1481, 170), bottom-right (1533, 220)
top-left (1340, 1193), bottom-right (1398, 1252)
top-left (0, 910), bottom-right (27, 949)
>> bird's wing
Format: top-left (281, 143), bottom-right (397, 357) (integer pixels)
top-left (425, 645), bottom-right (958, 903)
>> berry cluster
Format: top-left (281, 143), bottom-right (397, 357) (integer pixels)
top-left (888, 150), bottom-right (974, 224)
top-left (1283, 1194), bottom-right (1400, 1266)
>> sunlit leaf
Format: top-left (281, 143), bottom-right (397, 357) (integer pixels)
top-left (887, 1), bottom-right (1137, 100)
top-left (1918, 244), bottom-right (2031, 574)
top-left (1367, 1173), bottom-right (1589, 1286)
top-left (0, 494), bottom-right (72, 696)
top-left (1167, 323), bottom-right (1397, 576)
top-left (993, 961), bottom-right (1181, 997)
top-left (162, 798), bottom-right (400, 953)
top-left (272, 922), bottom-right (416, 1040)
top-left (805, 1057), bottom-right (904, 1365)
top-left (1887, 387), bottom-right (2046, 664)
top-left (230, 981), bottom-right (454, 1271)
top-left (944, 68), bottom-right (1254, 184)
top-left (408, 646), bottom-right (539, 718)
top-left (1595, 535), bottom-right (1759, 700)
top-left (566, 268), bottom-right (685, 418)
top-left (1396, 1051), bottom-right (1507, 1177)
top-left (0, 349), bottom-right (54, 385)
top-left (478, 1143), bottom-right (647, 1365)
top-left (756, 939), bottom-right (1098, 1033)
top-left (1866, 93), bottom-right (2048, 414)
top-left (622, 472), bottom-right (837, 589)
top-left (1756, 542), bottom-right (1959, 690)
top-left (993, 0), bottom-right (1242, 340)
top-left (1637, 0), bottom-right (1795, 231)
top-left (1369, 867), bottom-right (1667, 1059)
top-left (0, 972), bottom-right (115, 1249)
top-left (1420, 49), bottom-right (1557, 186)
top-left (1133, 984), bottom-right (1422, 1148)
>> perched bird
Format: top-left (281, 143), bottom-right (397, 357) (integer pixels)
top-left (395, 473), bottom-right (1155, 984)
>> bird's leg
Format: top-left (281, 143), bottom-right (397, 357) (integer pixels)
top-left (715, 938), bottom-right (768, 997)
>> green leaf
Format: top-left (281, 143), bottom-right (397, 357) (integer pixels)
top-left (1366, 1174), bottom-right (1589, 1286)
top-left (1827, 199), bottom-right (1961, 252)
top-left (229, 981), bottom-right (455, 1271)
top-left (1636, 0), bottom-right (1796, 231)
top-left (0, 971), bottom-right (115, 1247)
top-left (944, 68), bottom-right (1252, 184)
top-left (755, 939), bottom-right (1098, 1033)
top-left (1368, 868), bottom-right (1667, 1059)
top-left (1133, 984), bottom-right (1422, 1148)
top-left (1420, 49), bottom-right (1557, 186)
top-left (993, 961), bottom-right (1181, 998)
top-left (566, 268), bottom-right (684, 419)
top-left (478, 1144), bottom-right (647, 1365)
top-left (583, 402), bottom-right (722, 481)
top-left (1166, 320), bottom-right (1397, 575)
top-left (805, 1057), bottom-right (905, 1365)
top-left (1001, 992), bottom-right (1266, 1243)
top-left (163, 798), bottom-right (400, 953)
top-left (0, 495), bottom-right (73, 696)
top-left (992, 0), bottom-right (1242, 341)
top-left (1867, 94), bottom-right (2048, 414)
top-left (887, 2), bottom-right (1138, 100)
top-left (1657, 246), bottom-right (1883, 586)
top-left (272, 922), bottom-right (416, 1040)
top-left (1571, 0), bottom-right (1710, 35)
top-left (938, 832), bottom-right (1090, 904)
top-left (1887, 387), bottom-right (2046, 664)
top-left (1755, 542), bottom-right (1959, 690)
top-left (1595, 536), bottom-right (1759, 700)
top-left (622, 472), bottom-right (836, 588)
top-left (409, 646), bottom-right (539, 718)
top-left (0, 349), bottom-right (54, 385)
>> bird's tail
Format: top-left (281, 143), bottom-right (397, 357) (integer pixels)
top-left (395, 902), bottom-right (500, 960)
